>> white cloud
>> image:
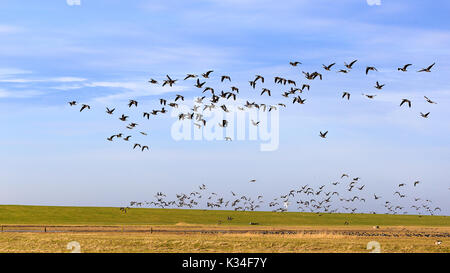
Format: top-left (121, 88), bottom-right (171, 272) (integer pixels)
top-left (0, 88), bottom-right (42, 98)
top-left (0, 76), bottom-right (87, 83)
top-left (0, 25), bottom-right (22, 34)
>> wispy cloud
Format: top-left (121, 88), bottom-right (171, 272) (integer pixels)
top-left (0, 88), bottom-right (42, 98)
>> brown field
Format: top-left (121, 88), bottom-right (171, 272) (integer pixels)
top-left (0, 225), bottom-right (448, 253)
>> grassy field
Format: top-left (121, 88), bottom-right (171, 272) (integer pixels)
top-left (1, 205), bottom-right (449, 226)
top-left (1, 205), bottom-right (448, 253)
top-left (0, 232), bottom-right (448, 253)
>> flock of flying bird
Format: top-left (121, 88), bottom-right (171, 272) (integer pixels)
top-left (125, 173), bottom-right (442, 217)
top-left (68, 59), bottom-right (443, 216)
top-left (69, 59), bottom-right (438, 149)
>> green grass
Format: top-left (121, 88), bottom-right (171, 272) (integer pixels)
top-left (0, 205), bottom-right (449, 226)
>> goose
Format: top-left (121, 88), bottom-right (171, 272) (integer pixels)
top-left (363, 94), bottom-right (376, 99)
top-left (420, 112), bottom-right (430, 118)
top-left (128, 100), bottom-right (138, 107)
top-left (195, 96), bottom-right (206, 104)
top-left (365, 66), bottom-right (378, 75)
top-left (106, 107), bottom-right (115, 114)
top-left (322, 63), bottom-right (335, 71)
top-left (162, 75), bottom-right (177, 87)
top-left (184, 74), bottom-right (197, 80)
top-left (342, 92), bottom-right (351, 100)
top-left (133, 143), bottom-right (141, 149)
top-left (414, 181), bottom-right (420, 187)
top-left (218, 120), bottom-right (228, 127)
top-left (68, 101), bottom-right (77, 106)
top-left (254, 75), bottom-right (264, 83)
top-left (374, 81), bottom-right (385, 90)
top-left (289, 61), bottom-right (301, 66)
top-left (80, 104), bottom-right (90, 112)
top-left (424, 96), bottom-right (437, 104)
top-left (398, 64), bottom-right (412, 72)
top-left (344, 60), bottom-right (357, 69)
top-left (221, 75), bottom-right (231, 82)
top-left (160, 99), bottom-right (167, 105)
top-left (202, 70), bottom-right (214, 78)
top-left (319, 131), bottom-right (328, 138)
top-left (175, 94), bottom-right (184, 102)
top-left (148, 78), bottom-right (158, 84)
top-left (195, 79), bottom-right (206, 88)
top-left (417, 63), bottom-right (435, 72)
top-left (261, 88), bottom-right (271, 96)
top-left (119, 114), bottom-right (129, 121)
top-left (400, 99), bottom-right (412, 108)
top-left (251, 120), bottom-right (260, 126)
top-left (293, 96), bottom-right (306, 104)
top-left (141, 145), bottom-right (149, 151)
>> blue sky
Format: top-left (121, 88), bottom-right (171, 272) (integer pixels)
top-left (0, 0), bottom-right (449, 215)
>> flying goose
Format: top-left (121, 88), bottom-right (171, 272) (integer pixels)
top-left (162, 75), bottom-right (177, 87)
top-left (68, 101), bottom-right (77, 106)
top-left (363, 94), bottom-right (376, 99)
top-left (133, 143), bottom-right (141, 149)
top-left (80, 104), bottom-right (90, 112)
top-left (251, 120), bottom-right (260, 126)
top-left (365, 66), bottom-right (378, 75)
top-left (322, 63), bottom-right (335, 71)
top-left (319, 131), bottom-right (328, 138)
top-left (128, 100), bottom-right (138, 107)
top-left (374, 81), bottom-right (385, 90)
top-left (289, 61), bottom-right (302, 66)
top-left (195, 78), bottom-right (206, 88)
top-left (398, 64), bottom-right (412, 72)
top-left (417, 63), bottom-right (435, 72)
top-left (106, 107), bottom-right (115, 114)
top-left (261, 88), bottom-right (271, 96)
top-left (184, 74), bottom-right (197, 80)
top-left (420, 112), bottom-right (430, 118)
top-left (424, 96), bottom-right (437, 104)
top-left (400, 99), bottom-right (412, 108)
top-left (221, 75), bottom-right (231, 82)
top-left (344, 60), bottom-right (358, 69)
top-left (254, 75), bottom-right (264, 83)
top-left (218, 120), bottom-right (228, 127)
top-left (202, 70), bottom-right (214, 78)
top-left (342, 92), bottom-right (350, 100)
top-left (119, 114), bottom-right (129, 121)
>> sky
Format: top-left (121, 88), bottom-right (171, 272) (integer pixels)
top-left (0, 0), bottom-right (449, 215)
